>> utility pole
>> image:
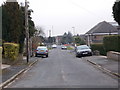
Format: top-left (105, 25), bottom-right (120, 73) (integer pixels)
top-left (49, 30), bottom-right (51, 37)
top-left (72, 27), bottom-right (76, 46)
top-left (25, 0), bottom-right (29, 63)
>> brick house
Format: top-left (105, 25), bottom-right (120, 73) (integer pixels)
top-left (84, 21), bottom-right (119, 45)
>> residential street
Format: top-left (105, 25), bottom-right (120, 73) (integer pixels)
top-left (7, 47), bottom-right (118, 88)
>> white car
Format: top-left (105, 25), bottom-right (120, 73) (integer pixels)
top-left (52, 44), bottom-right (57, 48)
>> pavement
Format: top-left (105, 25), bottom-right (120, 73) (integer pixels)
top-left (1, 64), bottom-right (10, 70)
top-left (1, 56), bottom-right (38, 84)
top-left (83, 56), bottom-right (119, 78)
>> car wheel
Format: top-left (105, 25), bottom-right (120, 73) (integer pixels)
top-left (35, 54), bottom-right (37, 57)
top-left (76, 54), bottom-right (79, 57)
top-left (89, 53), bottom-right (92, 56)
top-left (46, 55), bottom-right (48, 57)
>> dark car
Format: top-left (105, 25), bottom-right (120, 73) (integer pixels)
top-left (75, 45), bottom-right (92, 58)
top-left (35, 46), bottom-right (48, 57)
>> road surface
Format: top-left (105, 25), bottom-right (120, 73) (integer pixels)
top-left (7, 47), bottom-right (118, 88)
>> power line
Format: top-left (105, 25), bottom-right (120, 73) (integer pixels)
top-left (67, 0), bottom-right (104, 20)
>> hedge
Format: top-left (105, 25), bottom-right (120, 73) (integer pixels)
top-left (90, 43), bottom-right (106, 55)
top-left (0, 46), bottom-right (2, 54)
top-left (103, 35), bottom-right (120, 52)
top-left (3, 43), bottom-right (19, 61)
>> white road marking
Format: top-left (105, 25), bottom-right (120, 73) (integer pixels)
top-left (61, 70), bottom-right (66, 81)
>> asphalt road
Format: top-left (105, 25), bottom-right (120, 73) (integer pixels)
top-left (7, 47), bottom-right (118, 88)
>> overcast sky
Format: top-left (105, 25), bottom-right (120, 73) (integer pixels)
top-left (0, 0), bottom-right (116, 37)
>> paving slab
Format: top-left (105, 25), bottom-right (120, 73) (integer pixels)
top-left (1, 64), bottom-right (10, 70)
top-left (84, 56), bottom-right (119, 74)
top-left (1, 57), bottom-right (38, 83)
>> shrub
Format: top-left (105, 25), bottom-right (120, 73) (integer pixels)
top-left (0, 46), bottom-right (2, 54)
top-left (103, 35), bottom-right (120, 52)
top-left (90, 43), bottom-right (106, 55)
top-left (3, 43), bottom-right (19, 61)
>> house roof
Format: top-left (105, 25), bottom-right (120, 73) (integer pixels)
top-left (86, 21), bottom-right (118, 34)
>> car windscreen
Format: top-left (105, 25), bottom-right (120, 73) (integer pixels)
top-left (77, 46), bottom-right (89, 50)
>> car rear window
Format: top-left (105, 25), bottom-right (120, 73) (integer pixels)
top-left (77, 46), bottom-right (89, 50)
top-left (37, 47), bottom-right (47, 50)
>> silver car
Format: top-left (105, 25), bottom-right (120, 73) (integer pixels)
top-left (35, 46), bottom-right (48, 57)
top-left (75, 45), bottom-right (92, 58)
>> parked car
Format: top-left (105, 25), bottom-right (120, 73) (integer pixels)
top-left (75, 45), bottom-right (92, 57)
top-left (52, 44), bottom-right (57, 48)
top-left (35, 46), bottom-right (48, 57)
top-left (61, 45), bottom-right (67, 50)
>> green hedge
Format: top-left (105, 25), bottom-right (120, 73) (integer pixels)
top-left (103, 35), bottom-right (120, 52)
top-left (0, 46), bottom-right (2, 54)
top-left (90, 43), bottom-right (106, 55)
top-left (4, 43), bottom-right (19, 60)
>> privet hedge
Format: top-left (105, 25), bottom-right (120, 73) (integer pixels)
top-left (103, 35), bottom-right (120, 52)
top-left (0, 47), bottom-right (2, 54)
top-left (90, 43), bottom-right (106, 55)
top-left (4, 43), bottom-right (19, 60)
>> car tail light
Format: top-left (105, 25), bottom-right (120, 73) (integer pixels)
top-left (35, 50), bottom-right (38, 52)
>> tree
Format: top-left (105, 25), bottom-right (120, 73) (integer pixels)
top-left (34, 26), bottom-right (45, 37)
top-left (61, 32), bottom-right (67, 44)
top-left (1, 1), bottom-right (36, 53)
top-left (61, 32), bottom-right (74, 44)
top-left (74, 36), bottom-right (86, 45)
top-left (32, 26), bottom-right (46, 49)
top-left (0, 6), bottom-right (2, 41)
top-left (48, 37), bottom-right (56, 44)
top-left (67, 31), bottom-right (74, 44)
top-left (2, 1), bottom-right (21, 43)
top-left (113, 0), bottom-right (120, 25)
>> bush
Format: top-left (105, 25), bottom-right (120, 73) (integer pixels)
top-left (3, 43), bottom-right (19, 61)
top-left (0, 46), bottom-right (2, 54)
top-left (103, 35), bottom-right (120, 52)
top-left (90, 43), bottom-right (106, 55)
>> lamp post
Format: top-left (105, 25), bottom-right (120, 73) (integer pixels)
top-left (72, 27), bottom-right (75, 47)
top-left (25, 0), bottom-right (29, 63)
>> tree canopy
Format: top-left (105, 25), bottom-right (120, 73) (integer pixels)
top-left (74, 35), bottom-right (86, 46)
top-left (61, 31), bottom-right (74, 44)
top-left (113, 0), bottom-right (120, 25)
top-left (1, 1), bottom-right (36, 53)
